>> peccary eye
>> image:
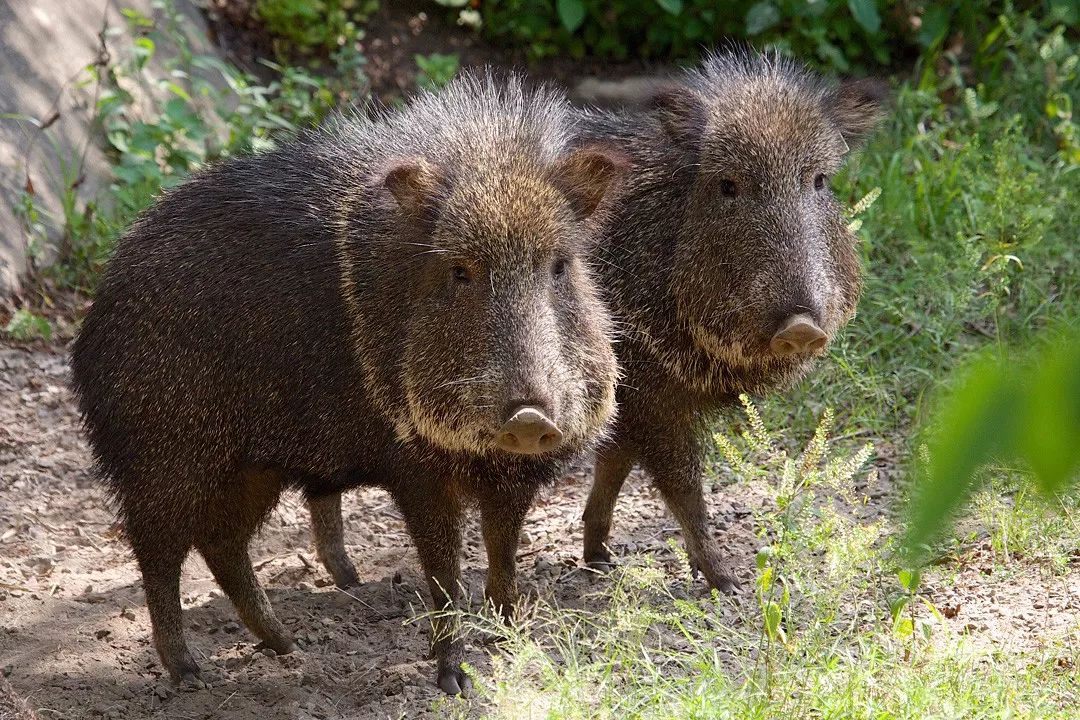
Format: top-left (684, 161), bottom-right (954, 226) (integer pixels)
top-left (552, 258), bottom-right (568, 279)
top-left (452, 266), bottom-right (472, 285)
top-left (719, 179), bottom-right (738, 198)
top-left (814, 173), bottom-right (827, 191)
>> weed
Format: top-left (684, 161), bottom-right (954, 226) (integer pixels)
top-left (415, 52), bottom-right (460, 92)
top-left (3, 309), bottom-right (53, 342)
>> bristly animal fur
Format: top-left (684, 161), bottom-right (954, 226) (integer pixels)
top-left (577, 49), bottom-right (887, 592)
top-left (70, 70), bottom-right (625, 695)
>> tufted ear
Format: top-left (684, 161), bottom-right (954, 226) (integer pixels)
top-left (650, 84), bottom-right (707, 149)
top-left (825, 78), bottom-right (889, 149)
top-left (549, 144), bottom-right (629, 220)
top-left (382, 158), bottom-right (443, 218)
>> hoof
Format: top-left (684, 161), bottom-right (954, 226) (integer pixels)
top-left (334, 573), bottom-right (361, 589)
top-left (256, 636), bottom-right (298, 655)
top-left (175, 665), bottom-right (204, 689)
top-left (328, 564), bottom-right (361, 589)
top-left (584, 549), bottom-right (616, 573)
top-left (713, 575), bottom-right (741, 595)
top-left (437, 665), bottom-right (472, 696)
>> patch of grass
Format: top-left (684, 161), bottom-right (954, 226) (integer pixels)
top-left (772, 10), bottom-right (1080, 440)
top-left (971, 478), bottom-right (1080, 573)
top-left (440, 400), bottom-right (1079, 718)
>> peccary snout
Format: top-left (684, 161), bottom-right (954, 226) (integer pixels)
top-left (770, 313), bottom-right (828, 356)
top-left (497, 406), bottom-right (563, 454)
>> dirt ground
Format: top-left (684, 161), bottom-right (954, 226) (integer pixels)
top-left (2, 340), bottom-right (1079, 719)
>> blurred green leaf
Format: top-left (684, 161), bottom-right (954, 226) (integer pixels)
top-left (847, 0), bottom-right (881, 34)
top-left (917, 5), bottom-right (951, 48)
top-left (1017, 340), bottom-right (1080, 496)
top-left (556, 0), bottom-right (587, 32)
top-left (655, 0), bottom-right (683, 15)
top-left (904, 353), bottom-right (1020, 557)
top-left (745, 2), bottom-right (780, 35)
top-left (905, 332), bottom-right (1080, 560)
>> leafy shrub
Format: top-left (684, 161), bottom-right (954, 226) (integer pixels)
top-left (3, 309), bottom-right (53, 342)
top-left (16, 1), bottom-right (368, 291)
top-left (454, 0), bottom-right (1077, 73)
top-left (255, 0), bottom-right (378, 56)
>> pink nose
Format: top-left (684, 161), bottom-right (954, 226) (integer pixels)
top-left (770, 314), bottom-right (828, 356)
top-left (496, 406), bottom-right (563, 455)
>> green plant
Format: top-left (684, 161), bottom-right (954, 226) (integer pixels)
top-left (447, 0), bottom-right (1072, 72)
top-left (904, 330), bottom-right (1080, 561)
top-left (14, 1), bottom-right (369, 292)
top-left (3, 309), bottom-right (53, 342)
top-left (255, 0), bottom-right (378, 56)
top-left (415, 52), bottom-right (460, 91)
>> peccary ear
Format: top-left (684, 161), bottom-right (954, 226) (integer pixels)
top-left (825, 78), bottom-right (889, 149)
top-left (650, 84), bottom-right (707, 148)
top-left (382, 159), bottom-right (443, 218)
top-left (550, 145), bottom-right (629, 220)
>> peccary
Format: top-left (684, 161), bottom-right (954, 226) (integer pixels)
top-left (577, 51), bottom-right (886, 591)
top-left (70, 74), bottom-right (624, 695)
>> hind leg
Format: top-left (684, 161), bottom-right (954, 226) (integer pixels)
top-left (196, 468), bottom-right (296, 654)
top-left (128, 523), bottom-right (200, 684)
top-left (582, 445), bottom-right (634, 570)
top-left (307, 492), bottom-right (360, 588)
top-left (196, 537), bottom-right (297, 654)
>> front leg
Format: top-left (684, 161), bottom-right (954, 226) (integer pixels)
top-left (641, 434), bottom-right (740, 594)
top-left (394, 483), bottom-right (469, 695)
top-left (479, 484), bottom-right (538, 620)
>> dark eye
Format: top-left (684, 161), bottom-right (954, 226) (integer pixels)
top-left (719, 179), bottom-right (738, 198)
top-left (552, 258), bottom-right (568, 279)
top-left (814, 173), bottom-right (827, 191)
top-left (452, 266), bottom-right (472, 285)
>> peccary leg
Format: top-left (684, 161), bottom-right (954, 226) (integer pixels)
top-left (395, 485), bottom-right (468, 696)
top-left (307, 492), bottom-right (360, 588)
top-left (641, 443), bottom-right (740, 594)
top-left (195, 468), bottom-right (296, 655)
top-left (197, 538), bottom-right (297, 655)
top-left (582, 445), bottom-right (634, 570)
top-left (480, 486), bottom-right (537, 620)
top-left (135, 542), bottom-right (200, 684)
